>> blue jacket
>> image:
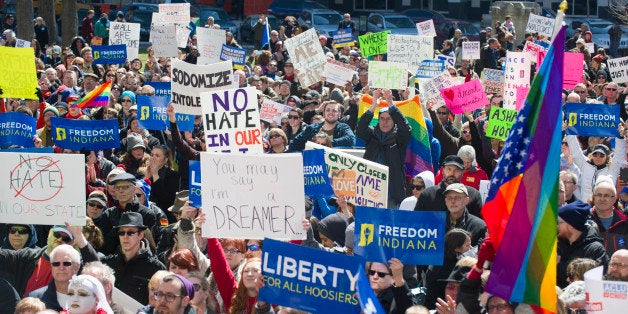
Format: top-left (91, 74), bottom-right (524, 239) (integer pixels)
top-left (289, 121), bottom-right (356, 151)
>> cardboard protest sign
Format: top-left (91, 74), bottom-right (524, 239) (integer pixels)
top-left (525, 13), bottom-right (555, 38)
top-left (158, 3), bottom-right (190, 24)
top-left (305, 142), bottom-right (389, 208)
top-left (200, 87), bottom-right (263, 154)
top-left (109, 22), bottom-right (140, 60)
top-left (302, 149), bottom-right (335, 198)
top-left (50, 118), bottom-right (119, 151)
top-left (481, 69), bottom-right (504, 95)
top-left (0, 112), bottom-right (36, 148)
top-left (200, 153), bottom-right (306, 239)
top-left (354, 207), bottom-right (445, 265)
top-left (171, 58), bottom-right (233, 115)
top-left (563, 52), bottom-right (584, 89)
top-left (503, 51), bottom-right (531, 110)
top-left (0, 152), bottom-right (86, 225)
top-left (606, 56), bottom-right (628, 84)
top-left (175, 23), bottom-right (191, 48)
top-left (259, 238), bottom-right (362, 313)
top-left (259, 99), bottom-right (291, 125)
top-left (92, 44), bottom-right (127, 64)
top-left (196, 27), bottom-right (225, 65)
top-left (415, 59), bottom-right (445, 78)
top-left (486, 106), bottom-right (517, 140)
top-left (416, 20), bottom-right (436, 37)
top-left (584, 266), bottom-right (628, 313)
top-left (137, 96), bottom-right (194, 131)
top-left (332, 29), bottom-right (354, 48)
top-left (189, 160), bottom-right (201, 207)
top-left (323, 59), bottom-right (357, 86)
top-left (0, 47), bottom-right (38, 99)
top-left (145, 81), bottom-right (171, 98)
top-left (387, 34), bottom-right (433, 73)
top-left (440, 79), bottom-right (489, 114)
top-left (151, 24), bottom-right (178, 58)
top-left (330, 169), bottom-right (357, 197)
top-left (462, 41), bottom-right (480, 60)
top-left (220, 44), bottom-right (247, 69)
top-left (368, 61), bottom-right (408, 90)
top-left (419, 71), bottom-right (457, 109)
top-left (284, 29), bottom-right (327, 87)
top-left (566, 103), bottom-right (621, 137)
top-left (358, 30), bottom-right (391, 57)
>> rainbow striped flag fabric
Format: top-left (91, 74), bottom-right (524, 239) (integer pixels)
top-left (358, 94), bottom-right (433, 176)
top-left (75, 81), bottom-right (111, 109)
top-left (481, 25), bottom-right (566, 313)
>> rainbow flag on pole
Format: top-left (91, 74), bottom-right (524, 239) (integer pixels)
top-left (481, 25), bottom-right (566, 313)
top-left (358, 94), bottom-right (433, 176)
top-left (75, 81), bottom-right (111, 109)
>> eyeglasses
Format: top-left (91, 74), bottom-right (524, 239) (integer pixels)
top-left (565, 309), bottom-right (586, 314)
top-left (53, 232), bottom-right (72, 243)
top-left (247, 244), bottom-right (260, 251)
top-left (9, 227), bottom-right (29, 235)
top-left (437, 111), bottom-right (448, 115)
top-left (117, 230), bottom-right (138, 237)
top-left (487, 303), bottom-right (511, 312)
top-left (288, 115), bottom-right (300, 120)
top-left (445, 195), bottom-right (465, 202)
top-left (605, 87), bottom-right (617, 91)
top-left (224, 249), bottom-right (242, 254)
top-left (153, 291), bottom-right (181, 302)
top-left (121, 99), bottom-right (133, 103)
top-left (412, 185), bottom-right (425, 190)
top-left (87, 202), bottom-right (105, 209)
top-left (114, 184), bottom-right (134, 191)
top-left (574, 90), bottom-right (586, 93)
top-left (368, 270), bottom-right (391, 277)
top-left (192, 283), bottom-right (202, 291)
top-left (51, 261), bottom-right (73, 267)
top-left (609, 262), bottom-right (627, 269)
top-left (462, 130), bottom-right (470, 134)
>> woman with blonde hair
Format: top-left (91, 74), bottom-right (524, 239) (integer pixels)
top-left (229, 257), bottom-right (272, 314)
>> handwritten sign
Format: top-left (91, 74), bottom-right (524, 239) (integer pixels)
top-left (285, 29), bottom-right (327, 87)
top-left (481, 69), bottom-right (504, 95)
top-left (302, 149), bottom-right (335, 198)
top-left (523, 40), bottom-right (546, 61)
top-left (330, 169), bottom-right (357, 197)
top-left (197, 27), bottom-right (225, 65)
top-left (416, 20), bottom-right (436, 37)
top-left (137, 96), bottom-right (194, 131)
top-left (323, 59), bottom-right (356, 86)
top-left (332, 29), bottom-right (354, 48)
top-left (584, 266), bottom-right (628, 313)
top-left (440, 79), bottom-right (489, 114)
top-left (15, 38), bottom-right (30, 48)
top-left (462, 41), bottom-right (480, 60)
top-left (415, 59), bottom-right (445, 78)
top-left (565, 103), bottom-right (621, 137)
top-left (503, 51), bottom-right (531, 110)
top-left (486, 106), bottom-right (517, 140)
top-left (0, 112), bottom-right (36, 148)
top-left (368, 61), bottom-right (408, 90)
top-left (0, 152), bottom-right (86, 225)
top-left (109, 22), bottom-right (140, 60)
top-left (220, 44), bottom-right (246, 69)
top-left (0, 47), bottom-right (38, 99)
top-left (50, 118), bottom-right (120, 151)
top-left (305, 142), bottom-right (389, 208)
top-left (606, 56), bottom-right (628, 84)
top-left (260, 99), bottom-right (291, 125)
top-left (200, 153), bottom-right (306, 239)
top-left (387, 34), bottom-right (433, 73)
top-left (419, 71), bottom-right (457, 109)
top-left (92, 44), bottom-right (127, 64)
top-left (525, 13), bottom-right (555, 38)
top-left (175, 23), bottom-right (191, 48)
top-left (200, 87), bottom-right (263, 154)
top-left (158, 3), bottom-right (190, 24)
top-left (358, 30), bottom-right (391, 57)
top-left (151, 24), bottom-right (178, 58)
top-left (171, 58), bottom-right (233, 115)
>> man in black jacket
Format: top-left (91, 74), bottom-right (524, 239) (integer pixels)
top-left (474, 38), bottom-right (500, 76)
top-left (443, 183), bottom-right (487, 246)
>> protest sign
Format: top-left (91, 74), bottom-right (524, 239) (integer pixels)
top-left (151, 24), bottom-right (178, 58)
top-left (323, 59), bottom-right (357, 86)
top-left (437, 54), bottom-right (455, 68)
top-left (197, 27), bottom-right (225, 65)
top-left (171, 58), bottom-right (233, 115)
top-left (0, 112), bottom-right (36, 148)
top-left (387, 34), bottom-right (434, 73)
top-left (606, 55), bottom-right (628, 84)
top-left (50, 118), bottom-right (120, 151)
top-left (302, 149), bottom-right (335, 198)
top-left (525, 13), bottom-right (555, 38)
top-left (563, 52), bottom-right (584, 89)
top-left (462, 41), bottom-right (480, 60)
top-left (145, 81), bottom-right (171, 98)
top-left (481, 69), bottom-right (504, 95)
top-left (0, 152), bottom-right (86, 225)
top-left (330, 169), bottom-right (357, 197)
top-left (419, 71), bottom-right (457, 109)
top-left (354, 207), bottom-right (445, 265)
top-left (416, 20), bottom-right (436, 37)
top-left (259, 238), bottom-right (362, 313)
top-left (200, 153), bottom-right (306, 239)
top-left (189, 160), bottom-right (202, 207)
top-left (0, 47), bottom-right (38, 99)
top-left (285, 29), bottom-right (327, 87)
top-left (368, 61), bottom-right (408, 90)
top-left (92, 44), bottom-right (127, 64)
top-left (332, 29), bottom-right (354, 48)
top-left (305, 142), bottom-right (389, 208)
top-left (15, 38), bottom-right (30, 48)
top-left (137, 96), bottom-right (194, 131)
top-left (158, 3), bottom-right (190, 24)
top-left (516, 86), bottom-right (530, 110)
top-left (358, 30), bottom-right (391, 57)
top-left (220, 44), bottom-right (246, 69)
top-left (486, 106), bottom-right (517, 140)
top-left (584, 266), bottom-right (627, 313)
top-left (260, 99), bottom-right (291, 125)
top-left (109, 22), bottom-right (140, 60)
top-left (566, 103), bottom-right (621, 137)
top-left (200, 87), bottom-right (263, 154)
top-left (479, 180), bottom-right (490, 203)
top-left (415, 59), bottom-right (445, 78)
top-left (523, 40), bottom-right (546, 61)
top-left (357, 264), bottom-right (385, 314)
top-left (503, 51), bottom-right (531, 110)
top-left (175, 23), bottom-right (191, 48)
top-left (440, 79), bottom-right (489, 114)
top-left (586, 42), bottom-right (595, 54)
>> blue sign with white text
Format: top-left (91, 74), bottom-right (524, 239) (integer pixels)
top-left (332, 29), bottom-right (354, 47)
top-left (354, 207), bottom-right (446, 265)
top-left (50, 118), bottom-right (120, 150)
top-left (145, 82), bottom-right (172, 98)
top-left (416, 59), bottom-right (445, 78)
top-left (356, 265), bottom-right (385, 314)
top-left (189, 160), bottom-right (202, 207)
top-left (0, 112), bottom-right (36, 148)
top-left (92, 44), bottom-right (127, 64)
top-left (137, 96), bottom-right (194, 131)
top-left (565, 103), bottom-right (621, 137)
top-left (302, 149), bottom-right (334, 198)
top-left (220, 44), bottom-right (247, 67)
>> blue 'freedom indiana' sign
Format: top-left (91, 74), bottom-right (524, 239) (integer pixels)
top-left (565, 103), bottom-right (621, 137)
top-left (137, 96), bottom-right (194, 131)
top-left (354, 206), bottom-right (446, 265)
top-left (50, 118), bottom-right (120, 151)
top-left (301, 149), bottom-right (334, 198)
top-left (259, 238), bottom-right (362, 313)
top-left (0, 112), bottom-right (36, 148)
top-left (92, 44), bottom-right (127, 64)
top-left (188, 160), bottom-right (201, 207)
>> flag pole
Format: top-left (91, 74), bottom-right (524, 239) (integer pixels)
top-left (552, 0), bottom-right (568, 42)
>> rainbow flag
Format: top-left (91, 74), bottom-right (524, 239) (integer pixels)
top-left (358, 94), bottom-right (433, 176)
top-left (74, 81), bottom-right (111, 109)
top-left (481, 25), bottom-right (565, 313)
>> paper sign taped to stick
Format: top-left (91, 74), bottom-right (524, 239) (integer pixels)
top-left (486, 106), bottom-right (517, 140)
top-left (606, 56), bottom-right (628, 84)
top-left (525, 13), bottom-right (555, 38)
top-left (109, 22), bottom-right (140, 60)
top-left (0, 47), bottom-right (38, 99)
top-left (368, 61), bottom-right (408, 90)
top-left (358, 31), bottom-right (391, 57)
top-left (0, 152), bottom-right (86, 225)
top-left (416, 20), bottom-right (436, 37)
top-left (200, 153), bottom-right (306, 240)
top-left (170, 58), bottom-right (233, 115)
top-left (440, 79), bottom-right (489, 114)
top-left (284, 29), bottom-right (327, 87)
top-left (462, 41), bottom-right (480, 60)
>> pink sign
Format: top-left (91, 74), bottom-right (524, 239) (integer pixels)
top-left (440, 79), bottom-right (489, 114)
top-left (516, 86), bottom-right (530, 110)
top-left (536, 51), bottom-right (583, 89)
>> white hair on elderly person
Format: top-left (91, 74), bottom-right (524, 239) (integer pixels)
top-left (558, 280), bottom-right (586, 308)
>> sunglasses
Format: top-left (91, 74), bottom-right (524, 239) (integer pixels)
top-left (606, 88), bottom-right (617, 91)
top-left (135, 193), bottom-right (143, 198)
top-left (367, 270), bottom-right (390, 277)
top-left (412, 185), bottom-right (425, 190)
top-left (87, 202), bottom-right (104, 209)
top-left (117, 231), bottom-right (138, 237)
top-left (9, 227), bottom-right (29, 235)
top-left (53, 231), bottom-right (72, 243)
top-left (288, 115), bottom-right (300, 120)
top-left (51, 261), bottom-right (73, 267)
top-left (247, 244), bottom-right (261, 251)
top-left (436, 111), bottom-right (448, 115)
top-left (269, 134), bottom-right (282, 139)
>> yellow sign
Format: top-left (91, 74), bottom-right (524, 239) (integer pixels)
top-left (0, 47), bottom-right (38, 99)
top-left (55, 127), bottom-right (66, 141)
top-left (358, 223), bottom-right (374, 246)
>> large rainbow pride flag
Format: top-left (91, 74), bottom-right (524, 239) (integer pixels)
top-left (481, 25), bottom-right (566, 313)
top-left (358, 94), bottom-right (433, 176)
top-left (75, 81), bottom-right (111, 109)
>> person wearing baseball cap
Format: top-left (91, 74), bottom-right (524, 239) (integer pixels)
top-left (443, 183), bottom-right (486, 246)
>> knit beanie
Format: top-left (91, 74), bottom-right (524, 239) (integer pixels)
top-left (317, 213), bottom-right (348, 246)
top-left (172, 274), bottom-right (195, 300)
top-left (43, 105), bottom-right (59, 117)
top-left (121, 90), bottom-right (136, 104)
top-left (558, 201), bottom-right (590, 232)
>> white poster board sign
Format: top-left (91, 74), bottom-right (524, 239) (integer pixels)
top-left (387, 34), bottom-right (434, 73)
top-left (158, 3), bottom-right (190, 24)
top-left (171, 58), bottom-right (233, 115)
top-left (416, 20), bottom-right (436, 37)
top-left (606, 56), bottom-right (628, 84)
top-left (109, 22), bottom-right (140, 60)
top-left (260, 99), bottom-right (292, 125)
top-left (462, 41), bottom-right (481, 60)
top-left (525, 13), bottom-right (555, 38)
top-left (0, 152), bottom-right (86, 225)
top-left (200, 152), bottom-right (306, 240)
top-left (196, 27), bottom-right (226, 65)
top-left (15, 38), bottom-right (30, 48)
top-left (418, 71), bottom-right (457, 109)
top-left (503, 51), bottom-right (531, 110)
top-left (584, 266), bottom-right (628, 313)
top-left (284, 28), bottom-right (326, 87)
top-left (151, 24), bottom-right (178, 57)
top-left (323, 60), bottom-right (357, 86)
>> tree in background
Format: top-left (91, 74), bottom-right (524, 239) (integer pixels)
top-left (62, 0), bottom-right (77, 47)
top-left (16, 0), bottom-right (34, 41)
top-left (40, 0), bottom-right (57, 46)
